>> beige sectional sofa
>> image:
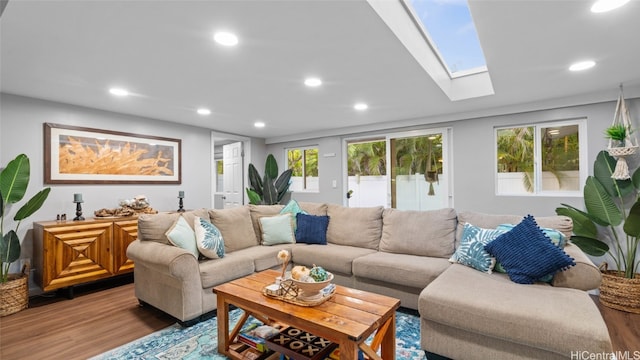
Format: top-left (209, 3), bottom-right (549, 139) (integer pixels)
top-left (126, 202), bottom-right (612, 359)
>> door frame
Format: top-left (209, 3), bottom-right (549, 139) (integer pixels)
top-left (210, 131), bottom-right (252, 208)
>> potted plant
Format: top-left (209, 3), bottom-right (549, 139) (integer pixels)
top-left (604, 123), bottom-right (628, 146)
top-left (556, 150), bottom-right (639, 313)
top-left (246, 154), bottom-right (292, 205)
top-left (1, 154), bottom-right (51, 316)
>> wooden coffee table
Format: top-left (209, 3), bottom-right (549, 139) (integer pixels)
top-left (214, 269), bottom-right (401, 360)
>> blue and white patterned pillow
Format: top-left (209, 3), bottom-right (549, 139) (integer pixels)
top-left (449, 223), bottom-right (509, 273)
top-left (194, 217), bottom-right (225, 259)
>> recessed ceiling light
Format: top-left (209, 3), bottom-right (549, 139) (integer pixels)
top-left (354, 103), bottom-right (368, 111)
top-left (109, 87), bottom-right (129, 96)
top-left (213, 31), bottom-right (239, 46)
top-left (569, 60), bottom-right (596, 71)
top-left (197, 108), bottom-right (211, 115)
top-left (591, 0), bottom-right (630, 13)
top-left (254, 121), bottom-right (265, 128)
top-left (304, 77), bottom-right (322, 87)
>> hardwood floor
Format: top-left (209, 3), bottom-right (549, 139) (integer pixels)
top-left (0, 277), bottom-right (175, 360)
top-left (1, 279), bottom-right (638, 360)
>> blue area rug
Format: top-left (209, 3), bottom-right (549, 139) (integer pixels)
top-left (91, 308), bottom-right (425, 360)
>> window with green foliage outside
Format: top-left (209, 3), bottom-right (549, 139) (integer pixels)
top-left (287, 147), bottom-right (319, 191)
top-left (496, 120), bottom-right (584, 195)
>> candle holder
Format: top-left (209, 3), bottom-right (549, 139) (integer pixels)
top-left (177, 191), bottom-right (185, 213)
top-left (73, 201), bottom-right (85, 221)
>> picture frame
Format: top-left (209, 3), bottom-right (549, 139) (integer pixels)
top-left (44, 123), bottom-right (182, 184)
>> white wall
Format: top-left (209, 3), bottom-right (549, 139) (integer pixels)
top-left (0, 93), bottom-right (225, 275)
top-left (267, 98), bottom-right (640, 218)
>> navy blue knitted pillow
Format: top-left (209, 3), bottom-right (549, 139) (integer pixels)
top-left (484, 215), bottom-right (575, 284)
top-left (295, 213), bottom-right (329, 245)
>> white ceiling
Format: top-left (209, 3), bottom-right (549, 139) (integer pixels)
top-left (2, 0), bottom-right (640, 143)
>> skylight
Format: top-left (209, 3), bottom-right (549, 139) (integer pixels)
top-left (404, 0), bottom-right (487, 76)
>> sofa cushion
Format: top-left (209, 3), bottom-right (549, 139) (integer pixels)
top-left (249, 205), bottom-right (284, 244)
top-left (419, 264), bottom-right (612, 356)
top-left (259, 213), bottom-right (296, 246)
top-left (292, 243), bottom-right (376, 275)
top-left (456, 211), bottom-right (573, 248)
top-left (449, 223), bottom-right (507, 273)
top-left (326, 204), bottom-right (383, 250)
top-left (165, 216), bottom-right (199, 257)
top-left (484, 215), bottom-right (575, 284)
top-left (199, 252), bottom-right (255, 288)
top-left (194, 217), bottom-right (225, 259)
top-left (180, 208), bottom-right (210, 231)
top-left (295, 213), bottom-right (329, 245)
top-left (209, 206), bottom-right (259, 252)
top-left (552, 242), bottom-right (602, 290)
top-left (353, 252), bottom-right (450, 289)
top-left (231, 244), bottom-right (294, 272)
top-left (137, 212), bottom-right (181, 244)
top-left (298, 202), bottom-right (328, 216)
top-left (380, 208), bottom-right (456, 258)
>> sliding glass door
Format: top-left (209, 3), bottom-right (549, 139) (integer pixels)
top-left (345, 128), bottom-right (451, 210)
top-left (389, 129), bottom-right (450, 210)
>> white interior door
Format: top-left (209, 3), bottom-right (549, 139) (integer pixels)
top-left (223, 142), bottom-right (243, 208)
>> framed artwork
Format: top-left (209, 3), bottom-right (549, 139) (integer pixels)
top-left (44, 123), bottom-right (181, 184)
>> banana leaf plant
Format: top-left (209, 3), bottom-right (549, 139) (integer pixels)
top-left (1, 154), bottom-right (51, 283)
top-left (246, 154), bottom-right (292, 205)
top-left (556, 151), bottom-right (640, 279)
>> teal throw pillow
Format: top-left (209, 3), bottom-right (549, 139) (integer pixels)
top-left (280, 199), bottom-right (307, 230)
top-left (259, 213), bottom-right (296, 246)
top-left (484, 215), bottom-right (575, 284)
top-left (194, 217), bottom-right (225, 259)
top-left (165, 216), bottom-right (199, 258)
top-left (295, 213), bottom-right (329, 245)
top-left (449, 223), bottom-right (508, 273)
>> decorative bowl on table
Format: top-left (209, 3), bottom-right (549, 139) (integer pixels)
top-left (290, 271), bottom-right (334, 301)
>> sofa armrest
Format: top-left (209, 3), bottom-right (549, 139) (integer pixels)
top-left (552, 242), bottom-right (602, 291)
top-left (127, 240), bottom-right (200, 280)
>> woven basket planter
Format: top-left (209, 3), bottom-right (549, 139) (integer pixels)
top-left (599, 269), bottom-right (640, 314)
top-left (0, 274), bottom-right (29, 317)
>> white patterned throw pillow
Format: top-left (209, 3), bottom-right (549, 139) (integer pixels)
top-left (194, 217), bottom-right (225, 259)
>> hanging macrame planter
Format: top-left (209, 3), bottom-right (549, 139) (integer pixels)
top-left (607, 86), bottom-right (638, 180)
top-left (424, 139), bottom-right (439, 196)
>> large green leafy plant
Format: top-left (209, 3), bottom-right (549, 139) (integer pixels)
top-left (556, 151), bottom-right (640, 279)
top-left (246, 154), bottom-right (292, 205)
top-left (1, 154), bottom-right (51, 283)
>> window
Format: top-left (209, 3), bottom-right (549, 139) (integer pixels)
top-left (496, 119), bottom-right (586, 195)
top-left (287, 147), bottom-right (319, 192)
top-left (403, 0), bottom-right (486, 75)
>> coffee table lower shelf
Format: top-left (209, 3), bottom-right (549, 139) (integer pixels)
top-left (214, 270), bottom-right (400, 360)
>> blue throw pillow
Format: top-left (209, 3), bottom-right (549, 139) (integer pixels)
top-left (494, 223), bottom-right (568, 282)
top-left (295, 213), bottom-right (329, 245)
top-left (484, 215), bottom-right (575, 284)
